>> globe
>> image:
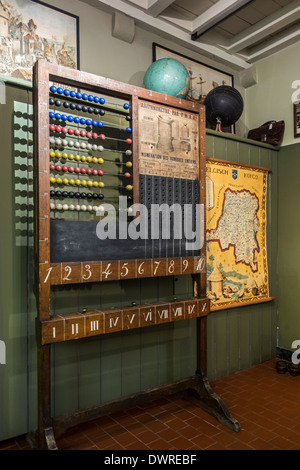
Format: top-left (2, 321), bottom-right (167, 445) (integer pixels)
top-left (204, 85), bottom-right (244, 128)
top-left (143, 58), bottom-right (190, 99)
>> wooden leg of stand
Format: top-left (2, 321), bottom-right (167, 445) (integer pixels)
top-left (38, 345), bottom-right (58, 450)
top-left (183, 316), bottom-right (241, 433)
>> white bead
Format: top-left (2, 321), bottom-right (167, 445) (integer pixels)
top-left (92, 144), bottom-right (98, 151)
top-left (75, 204), bottom-right (81, 211)
top-left (68, 140), bottom-right (74, 147)
top-left (81, 205), bottom-right (87, 211)
top-left (56, 203), bottom-right (63, 210)
top-left (126, 150), bottom-right (132, 156)
top-left (86, 143), bottom-right (92, 150)
top-left (87, 205), bottom-right (93, 212)
top-left (50, 202), bottom-right (55, 210)
top-left (49, 136), bottom-right (55, 144)
top-left (80, 142), bottom-right (87, 149)
top-left (74, 142), bottom-right (80, 148)
top-left (62, 204), bottom-right (69, 211)
top-left (69, 204), bottom-right (75, 211)
top-left (55, 138), bottom-right (62, 146)
top-left (62, 139), bottom-right (68, 146)
top-left (98, 145), bottom-right (104, 152)
top-left (127, 206), bottom-right (134, 216)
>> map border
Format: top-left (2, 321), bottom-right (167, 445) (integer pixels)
top-left (206, 158), bottom-right (274, 312)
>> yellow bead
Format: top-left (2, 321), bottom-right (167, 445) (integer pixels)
top-left (68, 154), bottom-right (75, 161)
top-left (126, 185), bottom-right (133, 191)
top-left (92, 157), bottom-right (98, 164)
top-left (75, 179), bottom-right (81, 186)
top-left (75, 154), bottom-right (81, 161)
top-left (126, 161), bottom-right (133, 168)
top-left (50, 176), bottom-right (56, 184)
top-left (81, 156), bottom-right (86, 162)
top-left (98, 182), bottom-right (104, 188)
top-left (87, 181), bottom-right (93, 187)
top-left (92, 181), bottom-right (99, 188)
top-left (81, 180), bottom-right (87, 187)
top-left (49, 151), bottom-right (56, 158)
top-left (62, 153), bottom-right (68, 160)
top-left (55, 151), bottom-right (62, 159)
top-left (56, 177), bottom-right (62, 184)
top-left (86, 156), bottom-right (92, 163)
top-left (69, 179), bottom-right (75, 185)
top-left (98, 158), bottom-right (104, 164)
top-left (62, 178), bottom-right (69, 185)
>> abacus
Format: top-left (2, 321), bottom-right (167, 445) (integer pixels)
top-left (33, 60), bottom-right (239, 449)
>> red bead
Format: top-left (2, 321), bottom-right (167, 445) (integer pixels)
top-left (74, 167), bottom-right (81, 174)
top-left (68, 128), bottom-right (74, 135)
top-left (74, 129), bottom-right (80, 136)
top-left (81, 168), bottom-right (87, 174)
top-left (62, 127), bottom-right (68, 134)
top-left (86, 168), bottom-right (92, 175)
top-left (92, 132), bottom-right (98, 139)
top-left (126, 138), bottom-right (132, 144)
top-left (62, 165), bottom-right (68, 172)
top-left (80, 130), bottom-right (86, 137)
top-left (68, 166), bottom-right (74, 173)
top-left (49, 124), bottom-right (56, 131)
top-left (55, 165), bottom-right (62, 171)
top-left (124, 172), bottom-right (131, 179)
top-left (50, 164), bottom-right (55, 170)
top-left (55, 125), bottom-right (62, 133)
top-left (99, 134), bottom-right (105, 140)
top-left (98, 169), bottom-right (104, 176)
top-left (86, 132), bottom-right (92, 139)
top-left (92, 169), bottom-right (98, 176)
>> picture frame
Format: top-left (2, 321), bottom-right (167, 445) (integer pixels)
top-left (294, 102), bottom-right (300, 138)
top-left (0, 0), bottom-right (79, 84)
top-left (152, 43), bottom-right (234, 132)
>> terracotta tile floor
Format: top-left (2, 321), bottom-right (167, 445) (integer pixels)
top-left (1, 358), bottom-right (300, 451)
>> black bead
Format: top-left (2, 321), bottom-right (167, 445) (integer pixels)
top-left (75, 192), bottom-right (81, 198)
top-left (50, 190), bottom-right (55, 197)
top-left (55, 100), bottom-right (62, 107)
top-left (49, 98), bottom-right (55, 105)
top-left (76, 104), bottom-right (82, 111)
top-left (55, 191), bottom-right (62, 197)
top-left (93, 108), bottom-right (100, 115)
top-left (80, 192), bottom-right (87, 199)
top-left (99, 109), bottom-right (105, 116)
top-left (70, 103), bottom-right (76, 110)
top-left (62, 191), bottom-right (68, 198)
top-left (68, 192), bottom-right (75, 198)
top-left (126, 115), bottom-right (132, 121)
top-left (87, 193), bottom-right (93, 199)
top-left (98, 194), bottom-right (104, 200)
top-left (63, 101), bottom-right (70, 108)
top-left (92, 193), bottom-right (98, 199)
top-left (88, 107), bottom-right (94, 113)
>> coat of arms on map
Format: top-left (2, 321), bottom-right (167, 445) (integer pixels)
top-left (206, 158), bottom-right (271, 310)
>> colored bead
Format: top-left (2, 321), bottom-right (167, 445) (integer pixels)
top-left (67, 116), bottom-right (74, 122)
top-left (55, 100), bottom-right (62, 107)
top-left (82, 106), bottom-right (88, 113)
top-left (68, 154), bottom-right (75, 160)
top-left (81, 193), bottom-right (87, 199)
top-left (81, 156), bottom-right (86, 162)
top-left (86, 119), bottom-right (92, 126)
top-left (55, 151), bottom-right (62, 158)
top-left (126, 161), bottom-right (133, 168)
top-left (62, 191), bottom-right (68, 197)
top-left (124, 172), bottom-right (131, 179)
top-left (69, 204), bottom-right (75, 210)
top-left (80, 118), bottom-right (86, 125)
top-left (86, 132), bottom-right (92, 139)
top-left (62, 178), bottom-right (69, 185)
top-left (92, 193), bottom-right (98, 199)
top-left (69, 179), bottom-right (75, 185)
top-left (92, 133), bottom-right (98, 139)
top-left (76, 104), bottom-right (82, 111)
top-left (76, 92), bottom-right (82, 99)
top-left (75, 154), bottom-right (81, 161)
top-left (86, 157), bottom-right (92, 163)
top-left (98, 169), bottom-right (104, 176)
top-left (74, 129), bottom-right (80, 136)
top-left (69, 192), bottom-right (75, 198)
top-left (123, 103), bottom-right (129, 109)
top-left (56, 177), bottom-right (62, 184)
top-left (94, 97), bottom-right (100, 104)
top-left (81, 180), bottom-right (87, 187)
top-left (98, 157), bottom-right (104, 164)
top-left (88, 107), bottom-right (94, 114)
top-left (81, 168), bottom-right (87, 174)
top-left (98, 121), bottom-right (103, 128)
top-left (99, 109), bottom-right (105, 116)
top-left (64, 89), bottom-right (70, 96)
top-left (82, 94), bottom-right (88, 100)
top-left (75, 192), bottom-right (81, 198)
top-left (92, 144), bottom-right (98, 151)
top-left (98, 194), bottom-right (104, 200)
top-left (49, 111), bottom-right (55, 119)
top-left (62, 165), bottom-right (68, 172)
top-left (87, 193), bottom-right (93, 199)
top-left (74, 117), bottom-right (80, 123)
top-left (80, 143), bottom-right (87, 149)
top-left (87, 205), bottom-right (93, 212)
top-left (99, 182), bottom-right (105, 188)
top-left (75, 205), bottom-right (81, 211)
top-left (126, 150), bottom-right (132, 156)
top-left (70, 103), bottom-right (76, 110)
top-left (50, 151), bottom-right (56, 158)
top-left (92, 157), bottom-right (98, 164)
top-left (86, 169), bottom-right (92, 175)
top-left (62, 204), bottom-right (69, 210)
top-left (68, 128), bottom-right (74, 135)
top-left (50, 164), bottom-right (55, 171)
top-left (98, 146), bottom-right (104, 152)
top-left (63, 102), bottom-right (70, 108)
top-left (93, 181), bottom-right (99, 188)
top-left (126, 115), bottom-right (132, 121)
top-left (55, 164), bottom-right (62, 171)
top-left (100, 98), bottom-right (105, 104)
top-left (99, 134), bottom-right (105, 140)
top-left (49, 124), bottom-right (56, 131)
top-left (92, 169), bottom-right (98, 176)
top-left (88, 95), bottom-right (94, 102)
top-left (126, 127), bottom-right (132, 133)
top-left (50, 202), bottom-right (56, 210)
top-left (86, 143), bottom-right (93, 150)
top-left (126, 185), bottom-right (133, 191)
top-left (75, 179), bottom-right (81, 186)
top-left (68, 166), bottom-right (74, 173)
top-left (126, 138), bottom-right (132, 144)
top-left (57, 87), bottom-right (64, 94)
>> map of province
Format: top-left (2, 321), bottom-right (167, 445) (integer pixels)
top-left (206, 159), bottom-right (270, 310)
top-left (207, 189), bottom-right (260, 272)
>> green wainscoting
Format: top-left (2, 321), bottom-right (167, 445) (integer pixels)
top-left (0, 85), bottom-right (279, 442)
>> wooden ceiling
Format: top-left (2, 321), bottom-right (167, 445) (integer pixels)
top-left (83, 0), bottom-right (300, 70)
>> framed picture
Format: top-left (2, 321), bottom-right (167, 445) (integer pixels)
top-left (294, 102), bottom-right (300, 138)
top-left (153, 43), bottom-right (233, 104)
top-left (0, 0), bottom-right (79, 83)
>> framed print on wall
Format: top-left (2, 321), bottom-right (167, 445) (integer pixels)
top-left (0, 0), bottom-right (79, 84)
top-left (294, 102), bottom-right (300, 138)
top-left (153, 43), bottom-right (233, 104)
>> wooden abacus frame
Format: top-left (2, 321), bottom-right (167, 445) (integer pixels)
top-left (33, 59), bottom-right (240, 450)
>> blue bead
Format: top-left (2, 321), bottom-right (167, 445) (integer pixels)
top-left (100, 98), bottom-right (105, 104)
top-left (82, 94), bottom-right (88, 100)
top-left (126, 127), bottom-right (132, 133)
top-left (55, 113), bottom-right (61, 119)
top-left (64, 89), bottom-right (70, 96)
top-left (92, 120), bottom-right (98, 127)
top-left (61, 114), bottom-right (68, 121)
top-left (88, 95), bottom-right (94, 102)
top-left (70, 91), bottom-right (76, 98)
top-left (74, 117), bottom-right (80, 124)
top-left (68, 116), bottom-right (74, 122)
top-left (80, 118), bottom-right (86, 125)
top-left (49, 111), bottom-right (55, 118)
top-left (76, 92), bottom-right (82, 99)
top-left (50, 85), bottom-right (57, 93)
top-left (57, 87), bottom-right (64, 94)
top-left (93, 97), bottom-right (100, 104)
top-left (123, 103), bottom-right (129, 109)
top-left (98, 121), bottom-right (103, 127)
top-left (86, 119), bottom-right (92, 126)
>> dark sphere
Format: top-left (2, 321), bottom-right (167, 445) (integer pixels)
top-left (204, 85), bottom-right (244, 127)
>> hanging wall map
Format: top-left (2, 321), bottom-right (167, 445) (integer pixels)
top-left (206, 159), bottom-right (272, 311)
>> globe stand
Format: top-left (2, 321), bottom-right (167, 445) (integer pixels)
top-left (215, 117), bottom-right (223, 133)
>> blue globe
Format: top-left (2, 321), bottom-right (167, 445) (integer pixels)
top-left (143, 58), bottom-right (190, 99)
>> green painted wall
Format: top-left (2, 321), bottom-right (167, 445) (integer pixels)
top-left (277, 143), bottom-right (300, 351)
